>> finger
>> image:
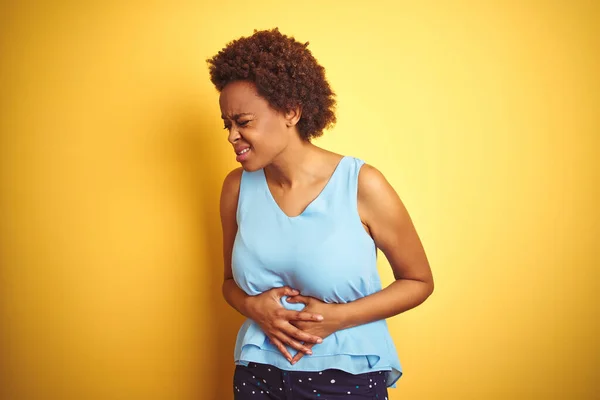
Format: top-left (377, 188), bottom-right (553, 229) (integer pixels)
top-left (278, 286), bottom-right (299, 297)
top-left (292, 343), bottom-right (315, 364)
top-left (286, 295), bottom-right (311, 304)
top-left (274, 331), bottom-right (314, 355)
top-left (291, 352), bottom-right (304, 364)
top-left (285, 324), bottom-right (323, 345)
top-left (285, 310), bottom-right (324, 322)
top-left (269, 336), bottom-right (293, 363)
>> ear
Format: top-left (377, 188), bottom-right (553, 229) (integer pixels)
top-left (284, 106), bottom-right (302, 127)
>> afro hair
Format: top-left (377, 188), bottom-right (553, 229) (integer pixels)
top-left (207, 28), bottom-right (337, 141)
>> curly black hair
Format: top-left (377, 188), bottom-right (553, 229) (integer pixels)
top-left (206, 28), bottom-right (337, 141)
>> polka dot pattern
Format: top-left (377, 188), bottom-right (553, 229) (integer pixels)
top-left (233, 362), bottom-right (389, 399)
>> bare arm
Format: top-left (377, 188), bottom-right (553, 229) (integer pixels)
top-left (340, 164), bottom-right (434, 328)
top-left (220, 167), bottom-right (253, 317)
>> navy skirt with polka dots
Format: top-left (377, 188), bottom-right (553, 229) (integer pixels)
top-left (234, 362), bottom-right (389, 399)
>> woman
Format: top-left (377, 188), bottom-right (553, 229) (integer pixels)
top-left (207, 28), bottom-right (434, 399)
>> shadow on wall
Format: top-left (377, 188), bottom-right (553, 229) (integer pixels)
top-left (171, 96), bottom-right (245, 400)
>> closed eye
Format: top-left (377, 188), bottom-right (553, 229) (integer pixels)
top-left (223, 120), bottom-right (250, 130)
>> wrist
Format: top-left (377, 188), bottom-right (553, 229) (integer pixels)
top-left (337, 303), bottom-right (356, 330)
top-left (241, 295), bottom-right (252, 317)
top-left (242, 294), bottom-right (258, 319)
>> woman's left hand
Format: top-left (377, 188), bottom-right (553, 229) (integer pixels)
top-left (285, 294), bottom-right (347, 364)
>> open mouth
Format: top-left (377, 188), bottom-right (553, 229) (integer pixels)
top-left (236, 147), bottom-right (251, 162)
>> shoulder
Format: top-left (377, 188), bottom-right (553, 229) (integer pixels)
top-left (221, 167), bottom-right (244, 197)
top-left (357, 163), bottom-right (392, 197)
top-left (357, 163), bottom-right (403, 221)
top-left (220, 168), bottom-right (244, 220)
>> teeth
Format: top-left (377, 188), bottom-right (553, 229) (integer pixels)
top-left (237, 148), bottom-right (250, 155)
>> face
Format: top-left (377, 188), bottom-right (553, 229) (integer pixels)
top-left (219, 80), bottom-right (297, 171)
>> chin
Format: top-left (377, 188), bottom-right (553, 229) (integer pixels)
top-left (240, 154), bottom-right (272, 172)
top-left (241, 161), bottom-right (262, 172)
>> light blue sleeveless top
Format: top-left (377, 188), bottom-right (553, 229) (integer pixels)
top-left (231, 156), bottom-right (402, 387)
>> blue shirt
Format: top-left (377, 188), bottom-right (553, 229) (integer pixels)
top-left (231, 156), bottom-right (402, 387)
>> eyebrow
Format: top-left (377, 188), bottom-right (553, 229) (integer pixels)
top-left (221, 112), bottom-right (254, 120)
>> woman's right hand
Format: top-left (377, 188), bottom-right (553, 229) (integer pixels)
top-left (245, 286), bottom-right (324, 362)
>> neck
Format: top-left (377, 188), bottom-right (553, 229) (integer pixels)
top-left (264, 139), bottom-right (324, 188)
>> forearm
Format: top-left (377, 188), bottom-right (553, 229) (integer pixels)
top-left (222, 278), bottom-right (253, 318)
top-left (340, 279), bottom-right (433, 330)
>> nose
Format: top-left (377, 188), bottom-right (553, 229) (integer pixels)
top-left (227, 126), bottom-right (240, 144)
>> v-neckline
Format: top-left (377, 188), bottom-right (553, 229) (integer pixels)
top-left (262, 156), bottom-right (347, 219)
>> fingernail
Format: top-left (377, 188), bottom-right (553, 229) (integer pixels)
top-left (316, 315), bottom-right (324, 321)
top-left (307, 351), bottom-right (312, 355)
top-left (317, 338), bottom-right (323, 344)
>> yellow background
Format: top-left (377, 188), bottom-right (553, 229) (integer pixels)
top-left (1, 1), bottom-right (598, 399)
